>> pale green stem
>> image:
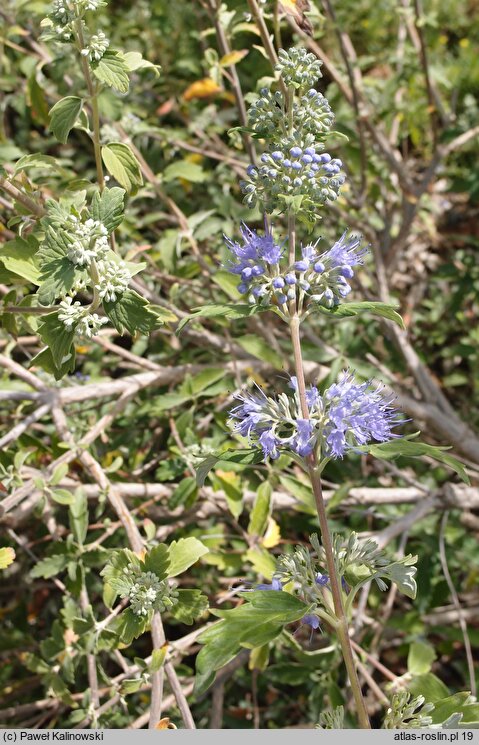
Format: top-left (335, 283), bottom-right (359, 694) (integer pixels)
top-left (88, 258), bottom-right (102, 312)
top-left (2, 306), bottom-right (56, 315)
top-left (287, 210), bottom-right (371, 729)
top-left (73, 20), bottom-right (105, 191)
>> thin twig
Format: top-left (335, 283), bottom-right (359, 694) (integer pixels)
top-left (438, 511), bottom-right (476, 697)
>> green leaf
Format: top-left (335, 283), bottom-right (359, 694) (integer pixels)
top-left (167, 537), bottom-right (209, 577)
top-left (142, 544), bottom-right (170, 581)
top-left (101, 143), bottom-right (143, 194)
top-left (188, 368), bottom-right (227, 395)
top-left (120, 678), bottom-right (144, 695)
top-left (248, 481), bottom-right (272, 536)
top-left (196, 591), bottom-right (311, 693)
top-left (169, 476), bottom-right (198, 510)
top-left (212, 271), bottom-right (242, 300)
top-left (69, 491), bottom-right (88, 546)
top-left (170, 589), bottom-right (209, 624)
top-left (367, 438), bottom-right (470, 484)
top-left (213, 470), bottom-right (243, 518)
top-left (177, 303), bottom-right (268, 333)
top-left (236, 590), bottom-right (310, 615)
top-left (92, 50), bottom-right (130, 93)
top-left (90, 186), bottom-right (125, 233)
top-left (163, 160), bottom-right (206, 184)
top-left (326, 482), bottom-right (351, 513)
top-left (319, 301), bottom-right (405, 329)
top-left (13, 154), bottom-right (59, 174)
top-left (104, 290), bottom-right (158, 335)
top-left (27, 74), bottom-right (49, 125)
top-left (101, 549), bottom-right (141, 595)
top-left (408, 673), bottom-right (450, 703)
top-left (196, 449), bottom-right (264, 486)
top-left (37, 312), bottom-right (75, 370)
top-left (29, 346), bottom-right (76, 380)
top-left (37, 228), bottom-right (88, 305)
top-left (122, 51), bottom-right (161, 76)
top-left (278, 474), bottom-right (315, 514)
top-left (50, 489), bottom-right (75, 506)
top-left (0, 236), bottom-right (41, 284)
top-left (237, 334), bottom-right (283, 369)
top-left (50, 463), bottom-right (69, 486)
top-left (115, 607), bottom-right (150, 645)
top-left (30, 553), bottom-right (70, 579)
top-left (103, 582), bottom-right (117, 610)
top-left (408, 641), bottom-right (436, 675)
top-left (48, 96), bottom-right (83, 144)
top-left (150, 646), bottom-right (168, 673)
top-left (431, 694), bottom-right (479, 726)
top-left (386, 557), bottom-right (418, 599)
top-left (245, 547), bottom-right (276, 578)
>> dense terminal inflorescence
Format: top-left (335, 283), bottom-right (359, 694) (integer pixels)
top-left (44, 0), bottom-right (109, 55)
top-left (251, 543), bottom-right (331, 634)
top-left (229, 371), bottom-right (402, 461)
top-left (275, 47), bottom-right (325, 89)
top-left (65, 216), bottom-right (109, 266)
top-left (40, 199), bottom-right (134, 341)
top-left (224, 222), bottom-right (367, 312)
top-left (116, 566), bottom-right (178, 617)
top-left (240, 47), bottom-right (344, 217)
top-left (58, 297), bottom-right (108, 338)
top-left (242, 144), bottom-right (345, 214)
top-left (127, 570), bottom-right (179, 617)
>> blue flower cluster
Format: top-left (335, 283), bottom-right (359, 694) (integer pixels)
top-left (224, 221), bottom-right (283, 298)
top-left (229, 371), bottom-right (401, 460)
top-left (224, 222), bottom-right (367, 310)
top-left (323, 371), bottom-right (402, 458)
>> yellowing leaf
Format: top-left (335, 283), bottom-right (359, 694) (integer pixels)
top-left (220, 49), bottom-right (249, 67)
top-left (262, 518), bottom-right (281, 548)
top-left (185, 153), bottom-right (204, 165)
top-left (0, 547), bottom-right (15, 569)
top-left (183, 78), bottom-right (222, 101)
top-left (155, 718), bottom-right (177, 730)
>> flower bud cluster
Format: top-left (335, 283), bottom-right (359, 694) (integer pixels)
top-left (224, 223), bottom-right (366, 312)
top-left (252, 544), bottom-right (330, 633)
top-left (229, 371), bottom-right (401, 460)
top-left (275, 544), bottom-right (330, 605)
top-left (66, 217), bottom-right (109, 266)
top-left (81, 30), bottom-right (109, 61)
top-left (51, 0), bottom-right (73, 24)
top-left (248, 87), bottom-right (333, 140)
top-left (48, 0), bottom-right (106, 36)
top-left (242, 47), bottom-right (342, 218)
top-left (127, 571), bottom-right (178, 617)
top-left (58, 297), bottom-right (86, 329)
top-left (242, 142), bottom-right (344, 213)
top-left (276, 47), bottom-right (323, 89)
top-left (384, 692), bottom-right (434, 729)
top-left (95, 259), bottom-right (131, 302)
top-left (58, 297), bottom-right (108, 338)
